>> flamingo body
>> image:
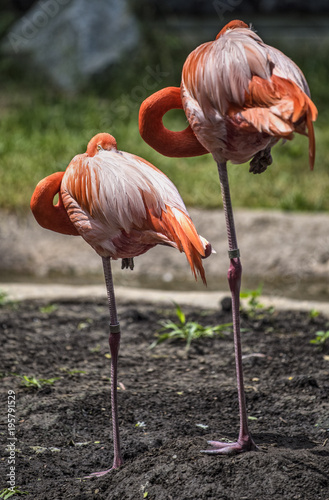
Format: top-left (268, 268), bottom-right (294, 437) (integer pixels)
top-left (138, 20), bottom-right (318, 456)
top-left (31, 133), bottom-right (211, 475)
top-left (181, 22), bottom-right (317, 171)
top-left (31, 133), bottom-right (210, 283)
top-left (139, 21), bottom-right (317, 173)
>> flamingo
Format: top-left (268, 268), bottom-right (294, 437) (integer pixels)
top-left (30, 132), bottom-right (211, 475)
top-left (139, 20), bottom-right (318, 454)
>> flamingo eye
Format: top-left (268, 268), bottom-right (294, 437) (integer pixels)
top-left (97, 144), bottom-right (102, 150)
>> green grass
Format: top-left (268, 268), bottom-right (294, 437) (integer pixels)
top-left (19, 375), bottom-right (60, 389)
top-left (0, 33), bottom-right (328, 213)
top-left (0, 487), bottom-right (28, 499)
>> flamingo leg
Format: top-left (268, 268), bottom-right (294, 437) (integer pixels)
top-left (85, 257), bottom-right (123, 477)
top-left (202, 162), bottom-right (257, 455)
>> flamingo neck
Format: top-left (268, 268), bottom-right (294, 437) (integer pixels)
top-left (30, 171), bottom-right (79, 236)
top-left (139, 86), bottom-right (207, 158)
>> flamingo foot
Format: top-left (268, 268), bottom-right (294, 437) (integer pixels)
top-left (84, 469), bottom-right (113, 479)
top-left (249, 146), bottom-right (272, 174)
top-left (121, 258), bottom-right (134, 270)
top-left (84, 458), bottom-right (123, 478)
top-left (201, 436), bottom-right (258, 455)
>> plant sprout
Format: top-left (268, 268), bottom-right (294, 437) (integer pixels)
top-left (0, 487), bottom-right (28, 499)
top-left (151, 303), bottom-right (232, 350)
top-left (240, 285), bottom-right (274, 317)
top-left (20, 375), bottom-right (60, 389)
top-left (39, 304), bottom-right (58, 314)
top-left (0, 290), bottom-right (16, 309)
top-left (310, 330), bottom-right (329, 349)
top-left (309, 309), bottom-right (320, 319)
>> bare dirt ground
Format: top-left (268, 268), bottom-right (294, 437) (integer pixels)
top-left (1, 298), bottom-right (329, 500)
top-left (1, 208), bottom-right (329, 498)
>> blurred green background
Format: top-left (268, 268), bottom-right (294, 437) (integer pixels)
top-left (0, 1), bottom-right (328, 214)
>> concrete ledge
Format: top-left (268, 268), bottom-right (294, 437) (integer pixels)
top-left (1, 283), bottom-right (329, 317)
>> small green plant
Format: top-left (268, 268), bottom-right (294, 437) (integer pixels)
top-left (0, 290), bottom-right (9, 306)
top-left (309, 309), bottom-right (320, 319)
top-left (39, 304), bottom-right (58, 314)
top-left (0, 290), bottom-right (16, 309)
top-left (310, 330), bottom-right (329, 349)
top-left (20, 375), bottom-right (60, 389)
top-left (78, 318), bottom-right (93, 330)
top-left (89, 344), bottom-right (101, 353)
top-left (0, 487), bottom-right (28, 499)
top-left (240, 285), bottom-right (263, 313)
top-left (240, 285), bottom-right (274, 317)
top-left (151, 303), bottom-right (232, 350)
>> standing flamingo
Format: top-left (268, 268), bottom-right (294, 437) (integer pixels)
top-left (139, 20), bottom-right (318, 454)
top-left (30, 132), bottom-right (211, 475)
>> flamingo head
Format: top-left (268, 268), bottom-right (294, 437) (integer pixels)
top-left (86, 133), bottom-right (118, 157)
top-left (216, 20), bottom-right (249, 39)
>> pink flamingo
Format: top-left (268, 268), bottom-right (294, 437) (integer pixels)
top-left (30, 132), bottom-right (211, 475)
top-left (139, 20), bottom-right (317, 454)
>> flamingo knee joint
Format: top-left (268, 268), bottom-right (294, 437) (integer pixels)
top-left (109, 323), bottom-right (121, 334)
top-left (228, 248), bottom-right (240, 259)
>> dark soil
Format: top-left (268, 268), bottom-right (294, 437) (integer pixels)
top-left (1, 298), bottom-right (329, 499)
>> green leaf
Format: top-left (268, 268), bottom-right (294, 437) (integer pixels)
top-left (39, 304), bottom-right (58, 314)
top-left (174, 302), bottom-right (185, 325)
top-left (310, 330), bottom-right (329, 347)
top-left (0, 488), bottom-right (28, 499)
top-left (309, 309), bottom-right (320, 318)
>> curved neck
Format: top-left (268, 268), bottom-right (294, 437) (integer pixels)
top-left (139, 86), bottom-right (208, 157)
top-left (30, 171), bottom-right (79, 236)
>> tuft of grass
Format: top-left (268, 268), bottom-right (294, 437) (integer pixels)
top-left (240, 285), bottom-right (274, 318)
top-left (241, 285), bottom-right (264, 312)
top-left (77, 318), bottom-right (93, 331)
top-left (89, 344), bottom-right (101, 353)
top-left (39, 304), bottom-right (58, 314)
top-left (19, 375), bottom-right (60, 389)
top-left (0, 290), bottom-right (16, 309)
top-left (0, 487), bottom-right (28, 499)
top-left (151, 303), bottom-right (232, 350)
top-left (0, 289), bottom-right (9, 306)
top-left (310, 330), bottom-right (329, 349)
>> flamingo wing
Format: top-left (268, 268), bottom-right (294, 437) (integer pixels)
top-left (182, 30), bottom-right (270, 117)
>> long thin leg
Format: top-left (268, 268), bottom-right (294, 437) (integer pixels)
top-left (85, 257), bottom-right (123, 477)
top-left (202, 162), bottom-right (257, 455)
